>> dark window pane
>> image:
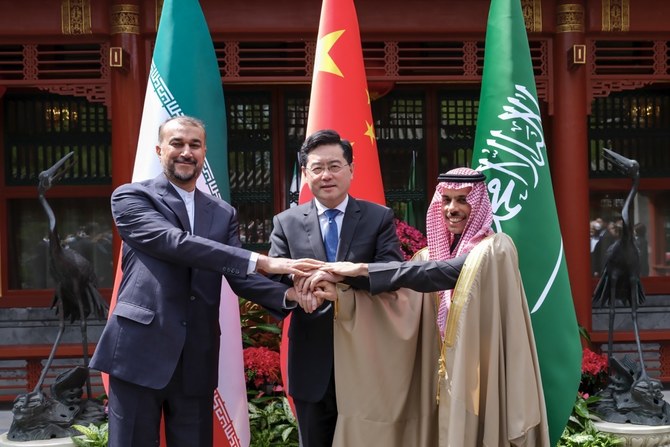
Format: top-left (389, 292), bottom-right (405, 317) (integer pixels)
top-left (373, 91), bottom-right (427, 231)
top-left (7, 198), bottom-right (113, 290)
top-left (438, 91), bottom-right (479, 172)
top-left (284, 92), bottom-right (309, 208)
top-left (4, 92), bottom-right (112, 186)
top-left (589, 91), bottom-right (670, 178)
top-left (226, 92), bottom-right (273, 251)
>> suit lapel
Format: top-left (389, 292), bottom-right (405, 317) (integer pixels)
top-left (338, 197), bottom-right (361, 261)
top-left (193, 190), bottom-right (213, 237)
top-left (156, 175), bottom-right (192, 233)
top-left (305, 200), bottom-right (328, 261)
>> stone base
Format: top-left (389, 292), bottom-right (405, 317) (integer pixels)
top-left (0, 433), bottom-right (75, 447)
top-left (593, 420), bottom-right (670, 447)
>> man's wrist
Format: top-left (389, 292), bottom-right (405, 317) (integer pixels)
top-left (248, 252), bottom-right (259, 274)
top-left (283, 288), bottom-right (298, 309)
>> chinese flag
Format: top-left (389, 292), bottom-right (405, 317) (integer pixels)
top-left (280, 0), bottom-right (387, 415)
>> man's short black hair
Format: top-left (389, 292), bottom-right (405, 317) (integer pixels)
top-left (299, 129), bottom-right (353, 167)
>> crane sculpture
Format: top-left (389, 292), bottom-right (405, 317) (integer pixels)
top-left (592, 148), bottom-right (670, 425)
top-left (8, 152), bottom-right (109, 441)
top-left (35, 151), bottom-right (108, 398)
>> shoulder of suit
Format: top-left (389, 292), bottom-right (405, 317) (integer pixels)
top-left (350, 197), bottom-right (391, 213)
top-left (275, 201), bottom-right (312, 218)
top-left (112, 177), bottom-right (155, 196)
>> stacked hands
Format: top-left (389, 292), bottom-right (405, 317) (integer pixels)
top-left (257, 255), bottom-right (369, 313)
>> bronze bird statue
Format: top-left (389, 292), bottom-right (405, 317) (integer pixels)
top-left (35, 152), bottom-right (108, 399)
top-left (593, 148), bottom-right (649, 385)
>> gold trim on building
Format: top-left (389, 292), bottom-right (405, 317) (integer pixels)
top-left (111, 4), bottom-right (140, 35)
top-left (602, 0), bottom-right (630, 32)
top-left (521, 0), bottom-right (542, 33)
top-left (61, 0), bottom-right (92, 35)
top-left (556, 4), bottom-right (584, 33)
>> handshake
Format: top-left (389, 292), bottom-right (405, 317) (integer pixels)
top-left (256, 255), bottom-right (370, 313)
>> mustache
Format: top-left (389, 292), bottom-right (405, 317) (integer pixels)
top-left (175, 157), bottom-right (196, 165)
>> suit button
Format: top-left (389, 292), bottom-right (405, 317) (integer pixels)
top-left (181, 321), bottom-right (187, 326)
top-left (190, 296), bottom-right (196, 301)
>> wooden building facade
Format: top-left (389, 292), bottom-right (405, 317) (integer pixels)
top-left (1, 0), bottom-right (670, 398)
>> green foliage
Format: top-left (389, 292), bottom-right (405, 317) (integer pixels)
top-left (71, 422), bottom-right (109, 447)
top-left (248, 396), bottom-right (299, 447)
top-left (578, 324), bottom-right (592, 346)
top-left (557, 395), bottom-right (623, 447)
top-left (240, 298), bottom-right (282, 349)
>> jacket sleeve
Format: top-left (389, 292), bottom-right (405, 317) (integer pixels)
top-left (111, 183), bottom-right (251, 277)
top-left (344, 206), bottom-right (404, 291)
top-left (367, 255), bottom-right (466, 295)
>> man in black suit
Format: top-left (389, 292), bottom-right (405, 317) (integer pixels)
top-left (90, 116), bottom-right (320, 447)
top-left (268, 129), bottom-right (403, 447)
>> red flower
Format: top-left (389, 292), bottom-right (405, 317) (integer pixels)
top-left (579, 347), bottom-right (609, 395)
top-left (243, 346), bottom-right (281, 389)
top-left (394, 218), bottom-right (427, 260)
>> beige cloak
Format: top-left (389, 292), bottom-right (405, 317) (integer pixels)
top-left (332, 232), bottom-right (549, 446)
top-left (331, 252), bottom-right (440, 447)
top-left (440, 233), bottom-right (550, 447)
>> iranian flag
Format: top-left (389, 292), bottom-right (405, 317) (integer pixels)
top-left (280, 0), bottom-right (386, 408)
top-left (107, 0), bottom-right (249, 445)
top-left (471, 0), bottom-right (582, 444)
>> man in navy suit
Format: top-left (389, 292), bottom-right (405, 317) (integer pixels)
top-left (268, 129), bottom-right (403, 447)
top-left (90, 116), bottom-right (321, 447)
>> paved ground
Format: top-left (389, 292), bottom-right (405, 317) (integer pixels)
top-left (1, 392), bottom-right (670, 435)
top-left (0, 402), bottom-right (12, 433)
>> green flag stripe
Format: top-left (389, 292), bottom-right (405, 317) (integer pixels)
top-left (471, 0), bottom-right (582, 444)
top-left (153, 0), bottom-right (229, 201)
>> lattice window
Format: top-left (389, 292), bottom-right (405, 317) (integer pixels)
top-left (0, 43), bottom-right (106, 81)
top-left (4, 92), bottom-right (112, 186)
top-left (437, 91), bottom-right (480, 173)
top-left (373, 92), bottom-right (427, 230)
top-left (226, 92), bottom-right (274, 251)
top-left (284, 92), bottom-right (310, 208)
top-left (592, 40), bottom-right (657, 76)
top-left (589, 91), bottom-right (670, 178)
top-left (217, 39), bottom-right (549, 89)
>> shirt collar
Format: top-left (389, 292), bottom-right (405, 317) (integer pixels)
top-left (315, 195), bottom-right (349, 216)
top-left (170, 181), bottom-right (195, 203)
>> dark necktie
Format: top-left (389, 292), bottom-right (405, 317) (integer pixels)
top-left (324, 209), bottom-right (341, 262)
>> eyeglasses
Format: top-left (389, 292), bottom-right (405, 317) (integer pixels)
top-left (305, 163), bottom-right (350, 176)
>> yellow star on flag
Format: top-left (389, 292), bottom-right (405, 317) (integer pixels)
top-left (364, 121), bottom-right (376, 144)
top-left (314, 29), bottom-right (345, 77)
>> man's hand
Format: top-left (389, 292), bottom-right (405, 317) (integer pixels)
top-left (257, 255), bottom-right (323, 276)
top-left (319, 261), bottom-right (369, 277)
top-left (313, 280), bottom-right (338, 302)
top-left (299, 270), bottom-right (343, 296)
top-left (288, 277), bottom-right (323, 313)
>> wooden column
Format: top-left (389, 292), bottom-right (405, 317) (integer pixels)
top-left (110, 1), bottom-right (145, 258)
top-left (552, 0), bottom-right (592, 331)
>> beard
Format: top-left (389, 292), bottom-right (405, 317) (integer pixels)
top-left (165, 159), bottom-right (200, 183)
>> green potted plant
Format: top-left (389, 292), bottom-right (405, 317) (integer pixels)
top-left (71, 422), bottom-right (108, 447)
top-left (557, 346), bottom-right (623, 446)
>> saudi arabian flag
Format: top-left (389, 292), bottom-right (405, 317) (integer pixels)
top-left (128, 0), bottom-right (248, 445)
top-left (471, 0), bottom-right (582, 444)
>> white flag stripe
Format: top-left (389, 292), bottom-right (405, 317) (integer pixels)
top-left (133, 64), bottom-right (250, 446)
